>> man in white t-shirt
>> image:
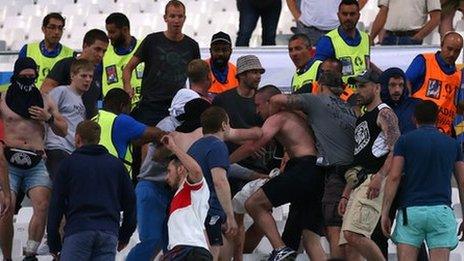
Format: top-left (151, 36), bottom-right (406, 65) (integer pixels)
top-left (287, 0), bottom-right (367, 45)
top-left (161, 133), bottom-right (212, 261)
top-left (370, 0), bottom-right (441, 45)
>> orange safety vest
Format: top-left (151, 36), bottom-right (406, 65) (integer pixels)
top-left (206, 59), bottom-right (238, 94)
top-left (411, 53), bottom-right (461, 135)
top-left (312, 81), bottom-right (354, 102)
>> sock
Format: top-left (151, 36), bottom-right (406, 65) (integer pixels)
top-left (24, 240), bottom-right (40, 255)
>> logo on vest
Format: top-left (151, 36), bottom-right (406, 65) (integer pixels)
top-left (10, 152), bottom-right (32, 167)
top-left (354, 56), bottom-right (363, 67)
top-left (445, 83), bottom-right (454, 95)
top-left (105, 65), bottom-right (118, 84)
top-left (426, 79), bottom-right (442, 99)
top-left (340, 57), bottom-right (354, 76)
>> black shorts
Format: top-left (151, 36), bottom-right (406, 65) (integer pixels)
top-left (204, 213), bottom-right (225, 246)
top-left (162, 245), bottom-right (212, 261)
top-left (261, 156), bottom-right (324, 233)
top-left (321, 165), bottom-right (349, 227)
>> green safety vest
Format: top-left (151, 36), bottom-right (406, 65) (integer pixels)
top-left (291, 60), bottom-right (322, 93)
top-left (26, 42), bottom-right (74, 88)
top-left (102, 39), bottom-right (144, 105)
top-left (92, 110), bottom-right (133, 176)
top-left (326, 28), bottom-right (370, 86)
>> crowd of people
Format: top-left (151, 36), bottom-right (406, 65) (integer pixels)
top-left (1, 0), bottom-right (464, 261)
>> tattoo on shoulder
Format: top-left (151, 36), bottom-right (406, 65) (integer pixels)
top-left (286, 95), bottom-right (304, 110)
top-left (378, 108), bottom-right (400, 148)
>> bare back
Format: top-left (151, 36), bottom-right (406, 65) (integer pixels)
top-left (171, 128), bottom-right (203, 152)
top-left (0, 93), bottom-right (49, 150)
top-left (266, 111), bottom-right (316, 159)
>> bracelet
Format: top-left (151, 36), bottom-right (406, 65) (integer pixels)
top-left (341, 196), bottom-right (349, 201)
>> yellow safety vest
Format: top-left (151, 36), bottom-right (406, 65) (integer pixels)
top-left (92, 110), bottom-right (133, 176)
top-left (102, 39), bottom-right (144, 105)
top-left (326, 28), bottom-right (370, 87)
top-left (291, 60), bottom-right (322, 93)
top-left (26, 42), bottom-right (74, 88)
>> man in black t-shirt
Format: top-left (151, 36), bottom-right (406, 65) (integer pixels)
top-left (41, 29), bottom-right (109, 119)
top-left (123, 0), bottom-right (200, 126)
top-left (213, 55), bottom-right (267, 173)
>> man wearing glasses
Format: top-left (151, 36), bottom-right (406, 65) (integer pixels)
top-left (18, 13), bottom-right (75, 88)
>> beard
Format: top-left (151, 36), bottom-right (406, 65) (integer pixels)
top-left (112, 35), bottom-right (125, 48)
top-left (213, 57), bottom-right (227, 68)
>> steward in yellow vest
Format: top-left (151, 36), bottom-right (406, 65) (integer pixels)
top-left (92, 88), bottom-right (166, 177)
top-left (19, 13), bottom-right (75, 88)
top-left (314, 1), bottom-right (370, 89)
top-left (104, 13), bottom-right (144, 105)
top-left (288, 33), bottom-right (320, 93)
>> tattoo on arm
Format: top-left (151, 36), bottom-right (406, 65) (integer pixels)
top-left (286, 95), bottom-right (304, 111)
top-left (378, 108), bottom-right (401, 149)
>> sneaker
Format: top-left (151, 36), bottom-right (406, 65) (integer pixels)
top-left (36, 240), bottom-right (50, 255)
top-left (267, 247), bottom-right (296, 261)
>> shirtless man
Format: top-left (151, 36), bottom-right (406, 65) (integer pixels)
top-left (229, 85), bottom-right (326, 261)
top-left (0, 57), bottom-right (67, 260)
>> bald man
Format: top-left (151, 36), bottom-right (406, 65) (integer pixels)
top-left (406, 32), bottom-right (463, 135)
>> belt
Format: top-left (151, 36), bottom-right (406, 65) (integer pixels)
top-left (386, 30), bottom-right (418, 37)
top-left (300, 22), bottom-right (331, 33)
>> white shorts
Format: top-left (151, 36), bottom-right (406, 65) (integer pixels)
top-left (233, 178), bottom-right (267, 214)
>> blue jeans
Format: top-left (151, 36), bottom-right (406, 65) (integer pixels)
top-left (381, 31), bottom-right (423, 45)
top-left (127, 180), bottom-right (171, 261)
top-left (236, 0), bottom-right (282, 46)
top-left (60, 230), bottom-right (117, 261)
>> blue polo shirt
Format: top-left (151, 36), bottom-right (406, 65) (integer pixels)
top-left (405, 52), bottom-right (457, 94)
top-left (394, 125), bottom-right (463, 208)
top-left (314, 27), bottom-right (362, 61)
top-left (113, 113), bottom-right (146, 158)
top-left (18, 40), bottom-right (64, 58)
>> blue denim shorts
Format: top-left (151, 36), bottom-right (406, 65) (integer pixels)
top-left (392, 205), bottom-right (458, 250)
top-left (9, 160), bottom-right (52, 194)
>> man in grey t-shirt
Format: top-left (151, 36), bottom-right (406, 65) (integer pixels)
top-left (45, 59), bottom-right (94, 179)
top-left (269, 71), bottom-right (356, 259)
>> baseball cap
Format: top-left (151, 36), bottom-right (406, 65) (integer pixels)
top-left (211, 31), bottom-right (232, 45)
top-left (347, 69), bottom-right (380, 85)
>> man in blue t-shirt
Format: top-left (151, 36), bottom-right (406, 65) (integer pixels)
top-left (381, 100), bottom-right (464, 260)
top-left (93, 89), bottom-right (166, 177)
top-left (187, 106), bottom-right (237, 260)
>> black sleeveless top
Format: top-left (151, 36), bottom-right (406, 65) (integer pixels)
top-left (353, 103), bottom-right (390, 173)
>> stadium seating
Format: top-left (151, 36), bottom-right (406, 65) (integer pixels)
top-left (4, 0), bottom-right (464, 51)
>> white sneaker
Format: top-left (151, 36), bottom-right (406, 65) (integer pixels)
top-left (36, 241), bottom-right (50, 256)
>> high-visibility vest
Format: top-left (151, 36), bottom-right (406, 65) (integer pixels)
top-left (102, 39), bottom-right (144, 104)
top-left (26, 42), bottom-right (74, 88)
top-left (411, 53), bottom-right (461, 135)
top-left (92, 110), bottom-right (133, 175)
top-left (291, 60), bottom-right (322, 93)
top-left (326, 28), bottom-right (370, 89)
top-left (311, 81), bottom-right (354, 102)
top-left (206, 59), bottom-right (238, 94)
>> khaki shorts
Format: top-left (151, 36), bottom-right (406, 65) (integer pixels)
top-left (339, 174), bottom-right (385, 245)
